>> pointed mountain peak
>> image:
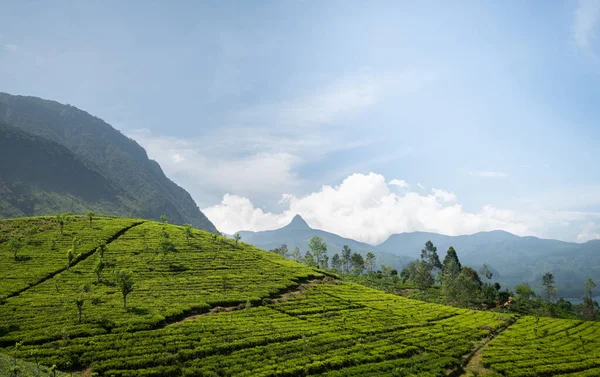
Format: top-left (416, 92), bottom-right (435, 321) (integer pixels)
top-left (285, 214), bottom-right (310, 229)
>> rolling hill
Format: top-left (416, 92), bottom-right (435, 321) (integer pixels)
top-left (377, 231), bottom-right (600, 298)
top-left (0, 92), bottom-right (216, 232)
top-left (237, 214), bottom-right (410, 270)
top-left (1, 215), bottom-right (599, 376)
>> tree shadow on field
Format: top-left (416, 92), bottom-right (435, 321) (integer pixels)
top-left (15, 255), bottom-right (32, 262)
top-left (168, 262), bottom-right (189, 272)
top-left (128, 307), bottom-right (150, 315)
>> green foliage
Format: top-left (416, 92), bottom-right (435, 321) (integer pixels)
top-left (309, 236), bottom-right (328, 269)
top-left (341, 245), bottom-right (352, 273)
top-left (86, 211), bottom-right (95, 229)
top-left (7, 238), bottom-right (23, 260)
top-left (233, 232), bottom-right (241, 246)
top-left (115, 269), bottom-right (134, 309)
top-left (270, 244), bottom-right (289, 258)
top-left (542, 271), bottom-right (557, 302)
top-left (350, 252), bottom-right (365, 275)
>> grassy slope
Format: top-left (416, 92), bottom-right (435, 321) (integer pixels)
top-left (0, 217), bottom-right (598, 377)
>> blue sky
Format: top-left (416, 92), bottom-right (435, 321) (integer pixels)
top-left (2, 1), bottom-right (600, 243)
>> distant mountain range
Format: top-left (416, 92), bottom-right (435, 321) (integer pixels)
top-left (240, 216), bottom-right (600, 298)
top-left (0, 93), bottom-right (216, 232)
top-left (238, 215), bottom-right (411, 269)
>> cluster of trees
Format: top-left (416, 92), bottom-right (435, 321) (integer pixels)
top-left (399, 242), bottom-right (505, 308)
top-left (270, 236), bottom-right (377, 275)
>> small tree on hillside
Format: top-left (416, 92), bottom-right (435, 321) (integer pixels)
top-left (97, 242), bottom-right (107, 258)
top-left (74, 296), bottom-right (84, 323)
top-left (234, 233), bottom-right (241, 246)
top-left (183, 224), bottom-right (193, 244)
top-left (542, 272), bottom-right (556, 302)
top-left (271, 244), bottom-right (289, 258)
top-left (55, 214), bottom-right (72, 236)
top-left (66, 250), bottom-right (75, 271)
top-left (94, 256), bottom-right (105, 283)
top-left (159, 235), bottom-right (176, 263)
top-left (303, 250), bottom-right (317, 267)
top-left (8, 238), bottom-right (23, 260)
top-left (365, 252), bottom-right (376, 273)
top-left (86, 211), bottom-right (96, 228)
top-left (160, 215), bottom-right (169, 224)
top-left (341, 245), bottom-right (352, 273)
top-left (116, 269), bottom-right (134, 309)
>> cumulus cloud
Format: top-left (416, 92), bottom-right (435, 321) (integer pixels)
top-left (576, 222), bottom-right (600, 242)
top-left (203, 172), bottom-right (543, 244)
top-left (573, 0), bottom-right (600, 50)
top-left (389, 179), bottom-right (409, 188)
top-left (469, 171), bottom-right (508, 178)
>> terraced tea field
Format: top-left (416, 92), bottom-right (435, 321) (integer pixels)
top-left (1, 216), bottom-right (599, 376)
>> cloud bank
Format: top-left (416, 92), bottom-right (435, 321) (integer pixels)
top-left (203, 172), bottom-right (543, 244)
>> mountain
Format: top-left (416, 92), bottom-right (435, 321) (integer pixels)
top-left (238, 214), bottom-right (410, 270)
top-left (0, 93), bottom-right (216, 232)
top-left (378, 230), bottom-right (600, 298)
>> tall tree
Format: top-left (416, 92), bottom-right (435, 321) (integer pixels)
top-left (303, 250), bottom-right (317, 267)
top-left (365, 252), bottom-right (376, 273)
top-left (584, 278), bottom-right (596, 298)
top-left (341, 245), bottom-right (352, 273)
top-left (309, 236), bottom-right (328, 269)
top-left (414, 260), bottom-right (435, 289)
top-left (542, 272), bottom-right (556, 302)
top-left (400, 260), bottom-right (419, 283)
top-left (421, 241), bottom-right (442, 278)
top-left (451, 267), bottom-right (483, 307)
top-left (271, 244), bottom-right (289, 258)
top-left (442, 247), bottom-right (461, 275)
top-left (233, 233), bottom-right (241, 246)
top-left (331, 253), bottom-right (342, 271)
top-left (116, 269), bottom-right (134, 309)
top-left (86, 211), bottom-right (95, 228)
top-left (350, 252), bottom-right (365, 275)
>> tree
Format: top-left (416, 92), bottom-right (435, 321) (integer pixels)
top-left (86, 211), bottom-right (95, 228)
top-left (331, 253), bottom-right (342, 271)
top-left (421, 241), bottom-right (442, 275)
top-left (584, 278), bottom-right (596, 298)
top-left (97, 242), bottom-right (107, 258)
top-left (303, 250), bottom-right (317, 267)
top-left (211, 232), bottom-right (218, 243)
top-left (515, 283), bottom-right (536, 300)
top-left (94, 257), bottom-right (105, 283)
top-left (66, 249), bottom-right (75, 270)
top-left (183, 224), bottom-right (193, 244)
top-left (365, 252), bottom-right (376, 273)
top-left (8, 238), bottom-right (23, 260)
top-left (116, 269), bottom-right (134, 309)
top-left (414, 260), bottom-right (435, 289)
top-left (341, 245), bottom-right (352, 273)
top-left (442, 246), bottom-right (461, 275)
top-left (350, 252), bottom-right (365, 275)
top-left (160, 215), bottom-right (169, 224)
top-left (542, 272), bottom-right (556, 302)
top-left (271, 244), bottom-right (289, 258)
top-left (400, 260), bottom-right (419, 283)
top-left (74, 296), bottom-right (84, 323)
top-left (290, 247), bottom-right (301, 262)
top-left (159, 235), bottom-right (176, 262)
top-left (451, 267), bottom-right (483, 307)
top-left (234, 233), bottom-right (241, 246)
top-left (309, 236), bottom-right (328, 269)
top-left (55, 214), bottom-right (72, 235)
top-left (480, 264), bottom-right (493, 280)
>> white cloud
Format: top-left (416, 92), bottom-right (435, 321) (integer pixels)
top-left (576, 222), bottom-right (600, 242)
top-left (573, 0), bottom-right (600, 50)
top-left (416, 183), bottom-right (425, 190)
top-left (469, 171), bottom-right (508, 178)
top-left (203, 172), bottom-right (543, 244)
top-left (172, 153), bottom-right (185, 163)
top-left (389, 179), bottom-right (409, 188)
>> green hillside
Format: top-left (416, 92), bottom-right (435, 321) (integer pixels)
top-left (1, 216), bottom-right (599, 376)
top-left (0, 93), bottom-right (216, 232)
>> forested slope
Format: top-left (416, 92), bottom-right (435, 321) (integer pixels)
top-left (0, 93), bottom-right (216, 232)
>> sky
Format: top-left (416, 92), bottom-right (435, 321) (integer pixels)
top-left (2, 0), bottom-right (600, 244)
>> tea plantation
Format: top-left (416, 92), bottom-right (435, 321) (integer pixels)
top-left (1, 216), bottom-right (599, 376)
